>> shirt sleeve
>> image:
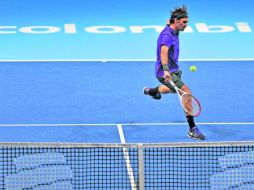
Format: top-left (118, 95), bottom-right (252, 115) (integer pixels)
top-left (160, 34), bottom-right (172, 48)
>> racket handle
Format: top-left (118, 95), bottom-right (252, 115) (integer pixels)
top-left (169, 80), bottom-right (176, 87)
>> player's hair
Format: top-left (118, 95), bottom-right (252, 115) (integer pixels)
top-left (169, 5), bottom-right (188, 24)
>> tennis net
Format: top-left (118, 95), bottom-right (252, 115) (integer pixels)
top-left (1, 142), bottom-right (254, 189)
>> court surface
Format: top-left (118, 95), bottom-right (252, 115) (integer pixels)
top-left (0, 60), bottom-right (253, 143)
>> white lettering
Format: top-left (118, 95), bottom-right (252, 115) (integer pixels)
top-left (195, 23), bottom-right (235, 33)
top-left (183, 26), bottom-right (194, 33)
top-left (129, 25), bottom-right (164, 33)
top-left (19, 26), bottom-right (61, 34)
top-left (64, 24), bottom-right (77, 34)
top-left (0, 22), bottom-right (251, 35)
top-left (0, 26), bottom-right (17, 34)
top-left (84, 26), bottom-right (126, 33)
top-left (235, 22), bottom-right (252, 32)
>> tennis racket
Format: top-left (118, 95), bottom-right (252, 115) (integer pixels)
top-left (169, 80), bottom-right (201, 117)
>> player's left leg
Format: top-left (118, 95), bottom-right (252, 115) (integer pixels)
top-left (182, 84), bottom-right (206, 140)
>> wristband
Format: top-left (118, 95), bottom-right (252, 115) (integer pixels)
top-left (162, 64), bottom-right (169, 71)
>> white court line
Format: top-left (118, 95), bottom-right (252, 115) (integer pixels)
top-left (117, 124), bottom-right (137, 190)
top-left (117, 124), bottom-right (127, 144)
top-left (0, 58), bottom-right (254, 62)
top-left (0, 122), bottom-right (253, 127)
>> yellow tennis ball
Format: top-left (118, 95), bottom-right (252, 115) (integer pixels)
top-left (190, 65), bottom-right (197, 72)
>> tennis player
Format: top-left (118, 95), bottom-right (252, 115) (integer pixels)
top-left (144, 6), bottom-right (205, 140)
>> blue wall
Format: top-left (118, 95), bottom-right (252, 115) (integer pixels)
top-left (0, 0), bottom-right (253, 60)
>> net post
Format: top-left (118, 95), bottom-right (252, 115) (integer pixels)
top-left (138, 143), bottom-right (144, 190)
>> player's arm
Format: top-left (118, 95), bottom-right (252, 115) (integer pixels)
top-left (160, 45), bottom-right (171, 82)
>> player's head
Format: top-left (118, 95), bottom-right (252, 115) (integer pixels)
top-left (169, 5), bottom-right (188, 31)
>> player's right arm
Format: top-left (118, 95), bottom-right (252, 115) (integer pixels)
top-left (160, 45), bottom-right (171, 82)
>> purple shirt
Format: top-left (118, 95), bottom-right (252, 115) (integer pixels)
top-left (155, 25), bottom-right (180, 77)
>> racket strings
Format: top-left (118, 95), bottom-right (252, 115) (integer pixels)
top-left (182, 94), bottom-right (200, 116)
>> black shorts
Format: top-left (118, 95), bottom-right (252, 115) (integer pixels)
top-left (157, 70), bottom-right (185, 92)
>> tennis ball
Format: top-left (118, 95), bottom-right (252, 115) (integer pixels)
top-left (189, 65), bottom-right (197, 72)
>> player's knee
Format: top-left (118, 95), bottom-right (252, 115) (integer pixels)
top-left (181, 85), bottom-right (191, 94)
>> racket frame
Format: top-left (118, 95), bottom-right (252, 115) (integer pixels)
top-left (169, 80), bottom-right (201, 116)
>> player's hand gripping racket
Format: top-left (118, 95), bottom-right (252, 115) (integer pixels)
top-left (169, 80), bottom-right (201, 117)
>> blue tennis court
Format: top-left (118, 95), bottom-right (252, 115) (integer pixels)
top-left (0, 60), bottom-right (253, 143)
